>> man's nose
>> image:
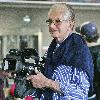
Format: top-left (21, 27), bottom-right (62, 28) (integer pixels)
top-left (49, 22), bottom-right (56, 28)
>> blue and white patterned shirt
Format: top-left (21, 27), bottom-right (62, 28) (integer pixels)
top-left (39, 65), bottom-right (90, 100)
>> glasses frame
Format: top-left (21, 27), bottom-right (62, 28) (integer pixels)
top-left (46, 18), bottom-right (68, 26)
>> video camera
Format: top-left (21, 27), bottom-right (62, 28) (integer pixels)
top-left (2, 48), bottom-right (45, 99)
top-left (3, 48), bottom-right (45, 76)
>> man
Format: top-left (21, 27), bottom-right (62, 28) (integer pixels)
top-left (0, 70), bottom-right (10, 100)
top-left (27, 3), bottom-right (94, 100)
top-left (76, 21), bottom-right (100, 100)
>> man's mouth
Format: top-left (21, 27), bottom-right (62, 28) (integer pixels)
top-left (49, 30), bottom-right (57, 33)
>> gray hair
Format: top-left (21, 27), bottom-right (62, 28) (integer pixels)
top-left (48, 3), bottom-right (75, 21)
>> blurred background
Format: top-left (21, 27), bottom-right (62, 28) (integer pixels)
top-left (0, 0), bottom-right (100, 59)
top-left (0, 0), bottom-right (100, 100)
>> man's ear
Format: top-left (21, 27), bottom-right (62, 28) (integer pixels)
top-left (69, 20), bottom-right (75, 30)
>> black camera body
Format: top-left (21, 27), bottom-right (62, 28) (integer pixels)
top-left (3, 48), bottom-right (44, 75)
top-left (2, 48), bottom-right (45, 99)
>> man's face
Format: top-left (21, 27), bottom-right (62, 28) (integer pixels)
top-left (47, 10), bottom-right (72, 41)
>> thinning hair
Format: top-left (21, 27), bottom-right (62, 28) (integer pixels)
top-left (48, 3), bottom-right (75, 21)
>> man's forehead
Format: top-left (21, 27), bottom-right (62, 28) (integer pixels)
top-left (48, 11), bottom-right (64, 20)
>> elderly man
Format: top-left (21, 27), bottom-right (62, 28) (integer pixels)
top-left (28, 3), bottom-right (94, 100)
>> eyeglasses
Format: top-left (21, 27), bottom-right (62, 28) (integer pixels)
top-left (46, 19), bottom-right (67, 26)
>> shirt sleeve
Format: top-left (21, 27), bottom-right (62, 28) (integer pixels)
top-left (52, 65), bottom-right (90, 99)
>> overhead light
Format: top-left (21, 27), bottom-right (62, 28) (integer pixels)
top-left (23, 15), bottom-right (31, 22)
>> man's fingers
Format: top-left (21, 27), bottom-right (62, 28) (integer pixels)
top-left (27, 75), bottom-right (34, 80)
top-left (35, 68), bottom-right (40, 74)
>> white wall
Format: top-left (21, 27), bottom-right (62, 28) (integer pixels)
top-left (0, 2), bottom-right (100, 56)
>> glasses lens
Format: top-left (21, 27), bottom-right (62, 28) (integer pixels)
top-left (55, 19), bottom-right (61, 23)
top-left (46, 19), bottom-right (62, 26)
top-left (46, 19), bottom-right (52, 25)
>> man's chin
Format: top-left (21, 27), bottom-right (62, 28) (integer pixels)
top-left (50, 32), bottom-right (58, 37)
top-left (50, 34), bottom-right (57, 38)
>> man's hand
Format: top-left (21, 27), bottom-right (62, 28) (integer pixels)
top-left (27, 70), bottom-right (48, 89)
top-left (27, 70), bottom-right (62, 94)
